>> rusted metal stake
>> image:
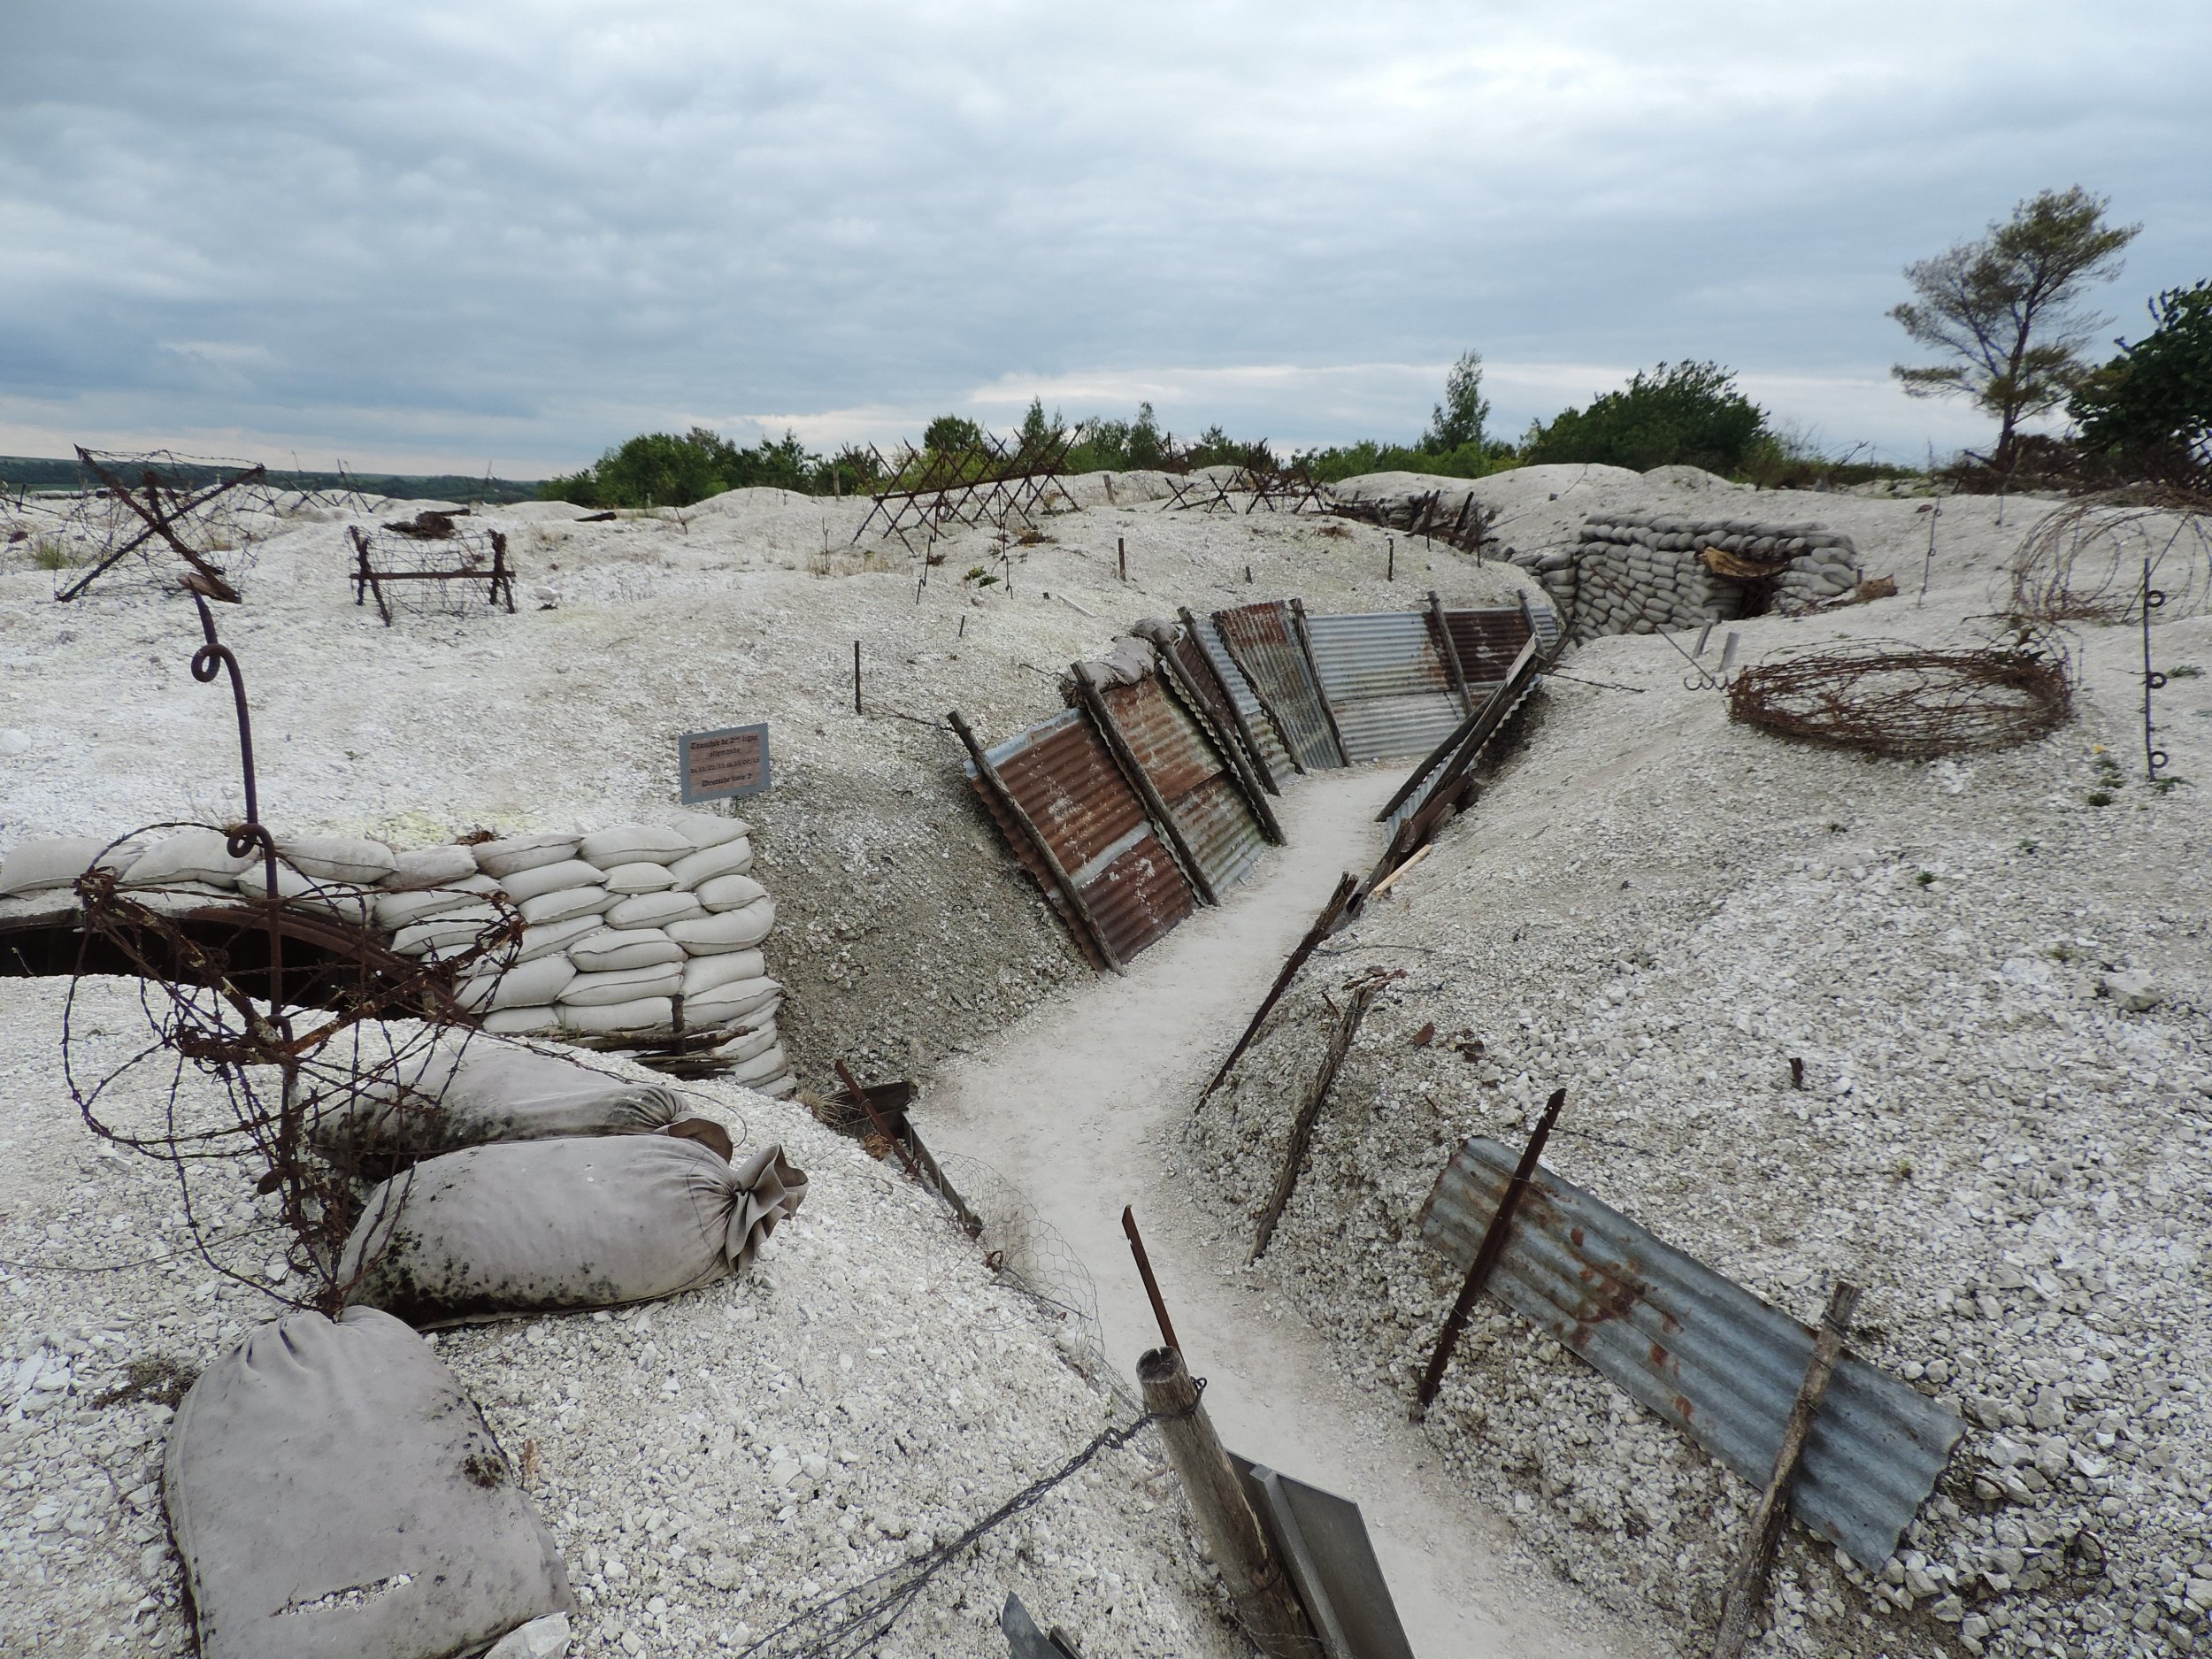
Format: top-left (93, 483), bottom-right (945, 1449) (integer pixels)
top-left (1413, 1087), bottom-right (1566, 1419)
top-left (853, 641), bottom-right (862, 714)
top-left (1711, 1281), bottom-right (1863, 1659)
top-left (836, 1059), bottom-right (922, 1183)
top-left (1118, 537), bottom-right (1126, 581)
top-left (1251, 979), bottom-right (1379, 1260)
top-left (1200, 872), bottom-right (1358, 1102)
top-left (1122, 1206), bottom-right (1179, 1354)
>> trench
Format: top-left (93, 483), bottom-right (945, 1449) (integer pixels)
top-left (924, 765), bottom-right (1660, 1659)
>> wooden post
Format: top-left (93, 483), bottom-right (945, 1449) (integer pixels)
top-left (1118, 537), bottom-right (1126, 581)
top-left (1711, 1282), bottom-right (1863, 1659)
top-left (853, 641), bottom-right (862, 713)
top-left (1072, 664), bottom-right (1219, 907)
top-left (1137, 1347), bottom-right (1317, 1659)
top-left (1122, 1206), bottom-right (1179, 1353)
top-left (1250, 979), bottom-right (1378, 1261)
top-left (1414, 1087), bottom-right (1566, 1418)
top-left (949, 710), bottom-right (1124, 973)
top-left (1153, 640), bottom-right (1284, 844)
top-left (1200, 872), bottom-right (1358, 1102)
top-left (1288, 599), bottom-right (1352, 767)
top-left (1387, 536), bottom-right (1394, 582)
top-left (1428, 589), bottom-right (1474, 715)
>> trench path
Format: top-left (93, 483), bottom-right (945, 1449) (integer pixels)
top-left (926, 766), bottom-right (1659, 1659)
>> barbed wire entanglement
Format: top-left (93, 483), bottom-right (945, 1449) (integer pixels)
top-left (1726, 634), bottom-right (2075, 759)
top-left (2003, 488), bottom-right (2212, 625)
top-left (31, 449), bottom-right (290, 603)
top-left (346, 513), bottom-right (518, 625)
top-left (58, 586), bottom-right (521, 1314)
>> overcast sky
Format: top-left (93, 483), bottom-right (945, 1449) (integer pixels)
top-left (3, 2), bottom-right (2205, 475)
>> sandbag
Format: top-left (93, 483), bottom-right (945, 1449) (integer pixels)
top-left (671, 810), bottom-right (749, 850)
top-left (278, 833), bottom-right (397, 886)
top-left (456, 954), bottom-right (576, 1013)
top-left (559, 962), bottom-right (682, 1006)
top-left (727, 1044), bottom-right (788, 1087)
top-left (340, 1136), bottom-right (807, 1324)
top-left (605, 889), bottom-right (703, 929)
top-left (1, 835), bottom-right (144, 896)
top-left (558, 995), bottom-right (671, 1033)
top-left (484, 1006), bottom-right (560, 1036)
top-left (694, 872), bottom-right (767, 912)
top-left (712, 1021), bottom-right (780, 1064)
top-left (383, 844), bottom-right (480, 890)
top-left (119, 829), bottom-right (253, 890)
top-left (578, 824), bottom-right (689, 867)
top-left (602, 860), bottom-right (677, 895)
top-left (235, 862), bottom-right (373, 926)
top-left (496, 858), bottom-right (605, 903)
top-left (390, 904), bottom-right (503, 956)
top-left (683, 976), bottom-right (780, 1027)
top-left (517, 886), bottom-right (611, 926)
top-left (668, 898), bottom-right (773, 953)
top-left (374, 875), bottom-right (497, 931)
top-left (472, 833), bottom-right (582, 879)
top-left (513, 914), bottom-right (603, 964)
top-left (667, 836), bottom-right (753, 890)
top-left (680, 948), bottom-right (766, 996)
top-left (568, 927), bottom-right (684, 973)
top-left (164, 1306), bottom-right (572, 1659)
top-left (315, 1041), bottom-right (683, 1171)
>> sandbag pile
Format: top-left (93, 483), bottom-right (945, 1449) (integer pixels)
top-left (1510, 513), bottom-right (1862, 641)
top-left (0, 810), bottom-right (791, 1096)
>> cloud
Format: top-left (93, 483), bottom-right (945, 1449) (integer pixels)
top-left (1, 1), bottom-right (2205, 472)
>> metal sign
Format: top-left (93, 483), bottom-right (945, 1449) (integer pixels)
top-left (678, 723), bottom-right (771, 804)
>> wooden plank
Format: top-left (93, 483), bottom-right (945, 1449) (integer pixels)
top-left (1199, 872), bottom-right (1358, 1102)
top-left (1249, 979), bottom-right (1378, 1261)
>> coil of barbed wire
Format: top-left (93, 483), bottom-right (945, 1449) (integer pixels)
top-left (1727, 636), bottom-right (2074, 759)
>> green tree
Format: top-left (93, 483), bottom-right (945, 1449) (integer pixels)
top-left (922, 413), bottom-right (985, 455)
top-left (1522, 361), bottom-right (1768, 473)
top-left (1423, 349), bottom-right (1490, 453)
top-left (2070, 281), bottom-right (2212, 482)
top-left (1891, 187), bottom-right (2140, 469)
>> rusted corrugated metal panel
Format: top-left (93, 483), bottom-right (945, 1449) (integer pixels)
top-left (970, 707), bottom-right (1198, 965)
top-left (1381, 641), bottom-right (1543, 842)
top-left (1102, 677), bottom-right (1267, 895)
top-left (1420, 1138), bottom-right (1963, 1568)
top-left (1304, 611), bottom-right (1464, 764)
top-left (1193, 622), bottom-right (1296, 784)
top-left (1443, 608), bottom-right (1534, 689)
top-left (1214, 603), bottom-right (1344, 771)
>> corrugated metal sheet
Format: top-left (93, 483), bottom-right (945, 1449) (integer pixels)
top-left (1192, 620), bottom-right (1296, 785)
top-left (1101, 677), bottom-right (1266, 895)
top-left (1383, 641), bottom-right (1543, 841)
top-left (1442, 608), bottom-right (1535, 690)
top-left (1214, 603), bottom-right (1344, 771)
top-left (1304, 611), bottom-right (1465, 764)
top-left (971, 707), bottom-right (1197, 965)
top-left (1420, 1138), bottom-right (1964, 1568)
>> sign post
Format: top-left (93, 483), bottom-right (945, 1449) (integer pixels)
top-left (678, 723), bottom-right (771, 806)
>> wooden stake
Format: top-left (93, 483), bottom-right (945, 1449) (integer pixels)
top-left (1711, 1282), bottom-right (1863, 1659)
top-left (1118, 537), bottom-right (1126, 581)
top-left (1073, 663), bottom-right (1218, 907)
top-left (1250, 979), bottom-right (1379, 1260)
top-left (1137, 1347), bottom-right (1317, 1659)
top-left (853, 640), bottom-right (862, 713)
top-left (1200, 872), bottom-right (1358, 1102)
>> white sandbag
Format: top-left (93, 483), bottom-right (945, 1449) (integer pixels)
top-left (383, 844), bottom-right (480, 890)
top-left (558, 962), bottom-right (682, 1007)
top-left (680, 949), bottom-right (766, 996)
top-left (514, 914), bottom-right (603, 964)
top-left (457, 954), bottom-right (576, 1013)
top-left (669, 810), bottom-right (749, 850)
top-left (473, 833), bottom-right (583, 879)
top-left (0, 835), bottom-right (144, 896)
top-left (666, 836), bottom-right (754, 890)
top-left (277, 833), bottom-right (396, 886)
top-left (484, 1006), bottom-right (561, 1036)
top-left (119, 829), bottom-right (254, 890)
top-left (557, 996), bottom-right (672, 1033)
top-left (235, 862), bottom-right (373, 926)
top-left (374, 874), bottom-right (498, 931)
top-left (757, 1073), bottom-right (796, 1099)
top-left (577, 824), bottom-right (690, 867)
top-left (164, 1306), bottom-right (572, 1659)
top-left (311, 1040), bottom-right (683, 1173)
top-left (727, 1044), bottom-right (787, 1087)
top-left (605, 889), bottom-right (703, 930)
top-left (518, 886), bottom-right (611, 926)
top-left (496, 858), bottom-right (606, 903)
top-left (601, 860), bottom-right (677, 895)
top-left (668, 898), bottom-right (773, 954)
top-left (567, 927), bottom-right (684, 973)
top-left (683, 976), bottom-right (780, 1026)
top-left (694, 872), bottom-right (767, 912)
top-left (340, 1137), bottom-right (807, 1324)
top-left (391, 904), bottom-right (503, 956)
top-left (711, 1021), bottom-right (780, 1064)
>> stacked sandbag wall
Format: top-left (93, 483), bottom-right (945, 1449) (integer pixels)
top-left (1509, 513), bottom-right (1861, 642)
top-left (0, 811), bottom-right (792, 1096)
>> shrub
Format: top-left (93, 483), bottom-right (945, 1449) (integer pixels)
top-left (2070, 280), bottom-right (2212, 485)
top-left (1522, 361), bottom-right (1770, 474)
top-left (538, 426), bottom-right (881, 508)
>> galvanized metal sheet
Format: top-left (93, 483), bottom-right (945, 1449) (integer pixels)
top-left (1383, 641), bottom-right (1544, 841)
top-left (1192, 621), bottom-right (1296, 784)
top-left (1304, 611), bottom-right (1464, 764)
top-left (1230, 1454), bottom-right (1415, 1659)
top-left (1081, 827), bottom-right (1195, 962)
top-left (1442, 607), bottom-right (1535, 688)
top-left (1420, 1138), bottom-right (1964, 1567)
top-left (1102, 676), bottom-right (1267, 895)
top-left (1214, 603), bottom-right (1344, 772)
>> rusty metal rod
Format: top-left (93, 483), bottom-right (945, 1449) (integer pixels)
top-left (1413, 1086), bottom-right (1567, 1419)
top-left (1122, 1206), bottom-right (1179, 1354)
top-left (1250, 979), bottom-right (1379, 1261)
top-left (1711, 1281), bottom-right (1863, 1659)
top-left (836, 1059), bottom-right (923, 1182)
top-left (1199, 872), bottom-right (1358, 1102)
